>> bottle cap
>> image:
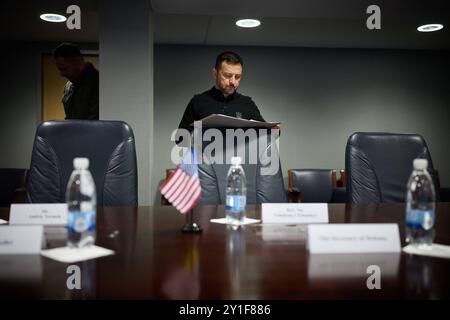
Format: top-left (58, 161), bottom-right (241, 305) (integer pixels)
top-left (73, 157), bottom-right (90, 170)
top-left (231, 156), bottom-right (242, 166)
top-left (413, 158), bottom-right (428, 170)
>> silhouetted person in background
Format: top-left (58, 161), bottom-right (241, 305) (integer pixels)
top-left (54, 43), bottom-right (99, 120)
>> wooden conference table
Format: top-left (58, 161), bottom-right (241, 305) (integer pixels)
top-left (0, 203), bottom-right (449, 299)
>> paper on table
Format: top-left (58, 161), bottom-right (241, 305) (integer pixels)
top-left (403, 243), bottom-right (450, 259)
top-left (9, 203), bottom-right (67, 225)
top-left (192, 114), bottom-right (280, 128)
top-left (0, 219), bottom-right (7, 225)
top-left (210, 217), bottom-right (260, 225)
top-left (41, 245), bottom-right (114, 263)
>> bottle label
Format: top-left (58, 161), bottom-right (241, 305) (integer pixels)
top-left (68, 211), bottom-right (96, 233)
top-left (226, 195), bottom-right (246, 211)
top-left (80, 182), bottom-right (95, 197)
top-left (406, 209), bottom-right (435, 230)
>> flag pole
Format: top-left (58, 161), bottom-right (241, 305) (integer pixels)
top-left (182, 209), bottom-right (202, 233)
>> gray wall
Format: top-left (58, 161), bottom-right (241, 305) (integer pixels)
top-left (153, 45), bottom-right (450, 203)
top-left (99, 0), bottom-right (154, 206)
top-left (0, 43), bottom-right (40, 169)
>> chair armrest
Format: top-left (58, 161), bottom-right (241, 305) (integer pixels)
top-left (13, 187), bottom-right (27, 203)
top-left (287, 187), bottom-right (301, 203)
top-left (332, 187), bottom-right (348, 203)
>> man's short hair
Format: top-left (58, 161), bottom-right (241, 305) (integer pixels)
top-left (215, 51), bottom-right (243, 70)
top-left (53, 43), bottom-right (82, 59)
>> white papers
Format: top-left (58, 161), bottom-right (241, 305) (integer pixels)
top-left (403, 243), bottom-right (450, 259)
top-left (262, 203), bottom-right (329, 224)
top-left (210, 217), bottom-right (261, 225)
top-left (0, 219), bottom-right (7, 225)
top-left (0, 225), bottom-right (43, 254)
top-left (9, 203), bottom-right (67, 226)
top-left (307, 224), bottom-right (401, 254)
top-left (41, 245), bottom-right (114, 263)
top-left (192, 114), bottom-right (280, 128)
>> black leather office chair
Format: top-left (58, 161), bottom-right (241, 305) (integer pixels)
top-left (26, 120), bottom-right (138, 206)
top-left (0, 168), bottom-right (29, 206)
top-left (288, 169), bottom-right (338, 203)
top-left (197, 129), bottom-right (287, 204)
top-left (345, 132), bottom-right (437, 203)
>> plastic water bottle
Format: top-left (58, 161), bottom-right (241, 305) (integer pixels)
top-left (225, 157), bottom-right (247, 225)
top-left (405, 158), bottom-right (436, 249)
top-left (66, 157), bottom-right (97, 248)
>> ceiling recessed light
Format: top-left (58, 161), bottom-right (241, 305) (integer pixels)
top-left (417, 24), bottom-right (444, 32)
top-left (40, 13), bottom-right (67, 23)
top-left (236, 19), bottom-right (261, 28)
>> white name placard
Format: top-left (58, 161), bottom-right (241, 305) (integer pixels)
top-left (307, 224), bottom-right (401, 254)
top-left (0, 226), bottom-right (43, 254)
top-left (262, 203), bottom-right (329, 224)
top-left (9, 204), bottom-right (67, 226)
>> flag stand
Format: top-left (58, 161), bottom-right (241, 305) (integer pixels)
top-left (182, 209), bottom-right (202, 233)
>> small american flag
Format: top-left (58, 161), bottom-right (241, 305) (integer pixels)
top-left (160, 148), bottom-right (202, 214)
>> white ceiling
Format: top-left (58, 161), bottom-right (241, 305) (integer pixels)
top-left (1, 0), bottom-right (449, 49)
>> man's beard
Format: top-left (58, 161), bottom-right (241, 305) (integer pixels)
top-left (224, 85), bottom-right (235, 94)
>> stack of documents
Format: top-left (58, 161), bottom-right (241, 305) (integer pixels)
top-left (192, 114), bottom-right (280, 128)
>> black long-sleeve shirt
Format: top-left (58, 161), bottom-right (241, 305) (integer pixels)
top-left (178, 86), bottom-right (265, 131)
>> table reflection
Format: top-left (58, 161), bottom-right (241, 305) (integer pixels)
top-left (308, 253), bottom-right (401, 280)
top-left (161, 235), bottom-right (201, 300)
top-left (0, 254), bottom-right (42, 284)
top-left (226, 225), bottom-right (246, 298)
top-left (259, 224), bottom-right (307, 242)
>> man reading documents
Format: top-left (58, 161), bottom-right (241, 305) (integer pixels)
top-left (177, 51), bottom-right (266, 133)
